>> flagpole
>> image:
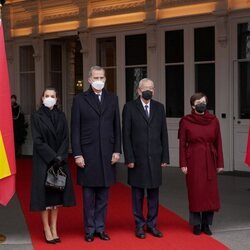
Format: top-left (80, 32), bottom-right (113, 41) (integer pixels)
top-left (0, 3), bottom-right (7, 244)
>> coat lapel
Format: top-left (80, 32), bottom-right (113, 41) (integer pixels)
top-left (148, 100), bottom-right (156, 124)
top-left (100, 89), bottom-right (109, 114)
top-left (38, 108), bottom-right (57, 138)
top-left (135, 98), bottom-right (149, 122)
top-left (84, 88), bottom-right (101, 115)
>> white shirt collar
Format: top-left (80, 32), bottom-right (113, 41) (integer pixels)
top-left (94, 91), bottom-right (102, 96)
top-left (140, 97), bottom-right (150, 109)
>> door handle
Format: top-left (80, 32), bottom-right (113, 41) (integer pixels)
top-left (237, 120), bottom-right (241, 124)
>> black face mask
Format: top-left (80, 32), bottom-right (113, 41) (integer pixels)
top-left (195, 103), bottom-right (207, 113)
top-left (141, 90), bottom-right (153, 100)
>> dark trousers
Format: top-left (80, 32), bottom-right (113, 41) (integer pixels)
top-left (132, 186), bottom-right (159, 229)
top-left (83, 187), bottom-right (109, 234)
top-left (189, 211), bottom-right (214, 226)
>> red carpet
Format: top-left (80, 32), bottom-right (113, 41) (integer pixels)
top-left (16, 158), bottom-right (228, 250)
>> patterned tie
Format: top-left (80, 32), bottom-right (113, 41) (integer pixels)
top-left (145, 104), bottom-right (149, 118)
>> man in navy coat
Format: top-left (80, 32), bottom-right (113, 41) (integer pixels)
top-left (71, 66), bottom-right (121, 242)
top-left (122, 78), bottom-right (169, 239)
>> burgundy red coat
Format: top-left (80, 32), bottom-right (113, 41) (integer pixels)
top-left (245, 127), bottom-right (250, 167)
top-left (178, 110), bottom-right (224, 212)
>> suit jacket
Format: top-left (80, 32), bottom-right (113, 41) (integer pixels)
top-left (71, 88), bottom-right (121, 187)
top-left (122, 97), bottom-right (169, 188)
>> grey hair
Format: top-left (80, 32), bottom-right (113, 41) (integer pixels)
top-left (88, 66), bottom-right (105, 77)
top-left (138, 78), bottom-right (154, 88)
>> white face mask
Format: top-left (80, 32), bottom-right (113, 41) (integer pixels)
top-left (91, 80), bottom-right (105, 91)
top-left (43, 97), bottom-right (56, 108)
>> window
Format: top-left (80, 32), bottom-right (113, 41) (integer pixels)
top-left (238, 23), bottom-right (250, 119)
top-left (165, 30), bottom-right (184, 117)
top-left (125, 34), bottom-right (147, 102)
top-left (48, 44), bottom-right (62, 102)
top-left (97, 37), bottom-right (116, 93)
top-left (194, 27), bottom-right (215, 113)
top-left (19, 46), bottom-right (35, 115)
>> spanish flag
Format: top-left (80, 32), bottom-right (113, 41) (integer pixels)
top-left (0, 8), bottom-right (16, 206)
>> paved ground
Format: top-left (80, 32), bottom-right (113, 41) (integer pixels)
top-left (1, 164), bottom-right (250, 249)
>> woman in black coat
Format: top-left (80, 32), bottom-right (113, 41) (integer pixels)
top-left (30, 87), bottom-right (75, 244)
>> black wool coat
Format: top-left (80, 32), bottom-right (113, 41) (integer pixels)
top-left (122, 98), bottom-right (170, 188)
top-left (71, 88), bottom-right (121, 187)
top-left (30, 106), bottom-right (76, 211)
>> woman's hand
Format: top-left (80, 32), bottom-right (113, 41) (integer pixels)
top-left (217, 168), bottom-right (223, 173)
top-left (181, 167), bottom-right (188, 174)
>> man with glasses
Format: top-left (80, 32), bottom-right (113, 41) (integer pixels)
top-left (122, 78), bottom-right (169, 239)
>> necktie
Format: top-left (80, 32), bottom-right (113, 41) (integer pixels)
top-left (145, 105), bottom-right (149, 118)
top-left (96, 94), bottom-right (101, 103)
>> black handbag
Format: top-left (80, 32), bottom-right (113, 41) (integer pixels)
top-left (45, 166), bottom-right (67, 191)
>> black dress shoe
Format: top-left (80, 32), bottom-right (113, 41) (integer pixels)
top-left (193, 225), bottom-right (201, 235)
top-left (146, 227), bottom-right (163, 237)
top-left (95, 232), bottom-right (110, 240)
top-left (202, 224), bottom-right (212, 235)
top-left (85, 233), bottom-right (94, 242)
top-left (135, 227), bottom-right (145, 239)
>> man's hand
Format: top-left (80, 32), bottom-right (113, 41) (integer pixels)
top-left (181, 167), bottom-right (188, 174)
top-left (161, 163), bottom-right (168, 168)
top-left (111, 153), bottom-right (120, 164)
top-left (75, 156), bottom-right (85, 168)
top-left (127, 163), bottom-right (135, 168)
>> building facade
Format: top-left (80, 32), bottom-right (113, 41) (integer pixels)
top-left (2, 0), bottom-right (250, 171)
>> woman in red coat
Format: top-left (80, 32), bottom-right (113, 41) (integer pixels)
top-left (178, 92), bottom-right (224, 236)
top-left (245, 127), bottom-right (250, 166)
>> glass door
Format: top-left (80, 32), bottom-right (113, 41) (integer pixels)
top-left (233, 22), bottom-right (250, 171)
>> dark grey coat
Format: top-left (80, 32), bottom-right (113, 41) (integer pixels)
top-left (122, 98), bottom-right (170, 188)
top-left (71, 88), bottom-right (121, 187)
top-left (30, 106), bottom-right (76, 211)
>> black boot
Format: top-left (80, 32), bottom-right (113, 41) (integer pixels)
top-left (193, 225), bottom-right (201, 235)
top-left (202, 224), bottom-right (212, 235)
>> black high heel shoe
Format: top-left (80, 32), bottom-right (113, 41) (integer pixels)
top-left (43, 231), bottom-right (56, 244)
top-left (54, 237), bottom-right (61, 243)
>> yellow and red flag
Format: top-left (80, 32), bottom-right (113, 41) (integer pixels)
top-left (0, 9), bottom-right (16, 206)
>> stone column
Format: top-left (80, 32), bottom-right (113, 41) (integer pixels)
top-left (79, 30), bottom-right (91, 91)
top-left (32, 36), bottom-right (44, 105)
top-left (66, 41), bottom-right (76, 121)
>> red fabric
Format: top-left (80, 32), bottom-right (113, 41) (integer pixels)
top-left (245, 127), bottom-right (250, 167)
top-left (0, 19), bottom-right (16, 205)
top-left (178, 111), bottom-right (224, 212)
top-left (17, 158), bottom-right (229, 250)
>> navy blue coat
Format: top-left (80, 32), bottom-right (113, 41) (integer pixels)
top-left (71, 88), bottom-right (121, 187)
top-left (122, 98), bottom-right (169, 189)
